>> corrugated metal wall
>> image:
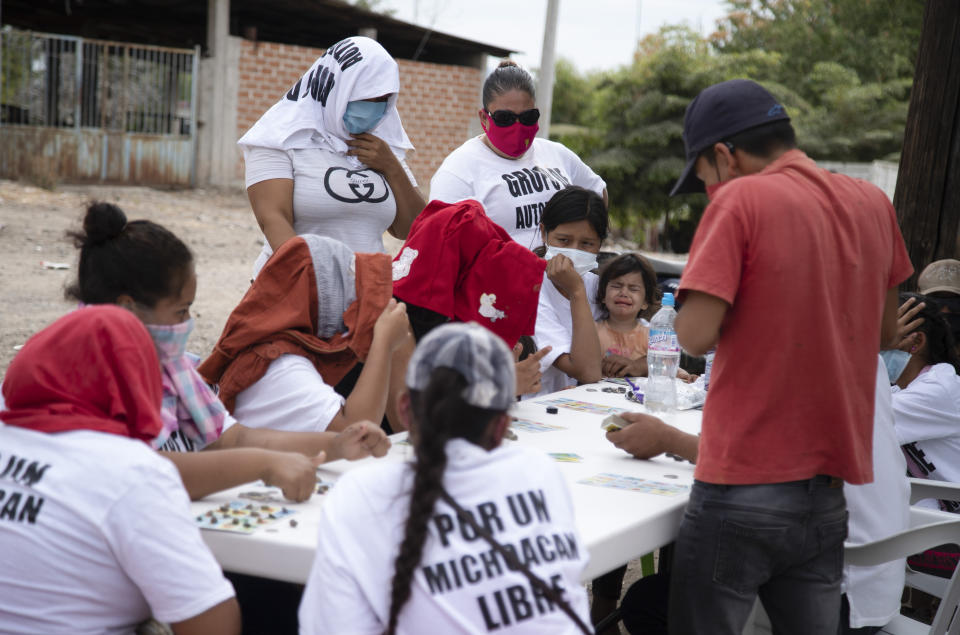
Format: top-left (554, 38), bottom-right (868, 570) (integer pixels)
top-left (0, 28), bottom-right (198, 186)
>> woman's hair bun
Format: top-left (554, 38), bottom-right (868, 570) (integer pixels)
top-left (497, 59), bottom-right (519, 69)
top-left (81, 201), bottom-right (127, 246)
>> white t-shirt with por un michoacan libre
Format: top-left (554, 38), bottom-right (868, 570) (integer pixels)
top-left (0, 423), bottom-right (235, 634)
top-left (243, 145), bottom-right (419, 275)
top-left (299, 439), bottom-right (591, 635)
top-left (429, 137), bottom-right (606, 250)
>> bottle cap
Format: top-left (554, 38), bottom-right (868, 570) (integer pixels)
top-left (662, 292), bottom-right (675, 307)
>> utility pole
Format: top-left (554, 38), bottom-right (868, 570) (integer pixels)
top-left (537, 0), bottom-right (560, 138)
top-left (894, 0), bottom-right (960, 287)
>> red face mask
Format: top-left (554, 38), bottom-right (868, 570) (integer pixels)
top-left (481, 110), bottom-right (538, 158)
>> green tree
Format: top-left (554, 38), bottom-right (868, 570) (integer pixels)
top-left (713, 0), bottom-right (921, 160)
top-left (714, 0), bottom-right (923, 86)
top-left (548, 2), bottom-right (924, 252)
top-left (550, 57), bottom-right (594, 126)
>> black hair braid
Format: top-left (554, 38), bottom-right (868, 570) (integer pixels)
top-left (385, 370), bottom-right (460, 634)
top-left (385, 369), bottom-right (499, 634)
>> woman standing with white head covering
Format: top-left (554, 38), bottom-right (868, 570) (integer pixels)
top-left (430, 61), bottom-right (606, 250)
top-left (299, 323), bottom-right (591, 634)
top-left (241, 36), bottom-right (425, 275)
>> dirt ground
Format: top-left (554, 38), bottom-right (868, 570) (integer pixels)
top-left (0, 179), bottom-right (268, 374)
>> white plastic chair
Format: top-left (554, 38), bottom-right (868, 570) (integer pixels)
top-left (843, 478), bottom-right (960, 635)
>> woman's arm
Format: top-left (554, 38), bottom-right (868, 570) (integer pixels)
top-left (172, 598), bottom-right (242, 635)
top-left (385, 334), bottom-right (415, 431)
top-left (247, 178), bottom-right (296, 252)
top-left (159, 448), bottom-right (321, 502)
top-left (211, 421), bottom-right (391, 462)
top-left (547, 256), bottom-right (602, 384)
top-left (325, 299), bottom-right (411, 431)
top-left (346, 133), bottom-right (425, 240)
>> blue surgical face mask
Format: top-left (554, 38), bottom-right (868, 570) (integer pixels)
top-left (880, 349), bottom-right (911, 384)
top-left (343, 100), bottom-right (388, 134)
top-left (145, 318), bottom-right (195, 363)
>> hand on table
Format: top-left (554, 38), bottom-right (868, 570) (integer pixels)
top-left (346, 133), bottom-right (401, 175)
top-left (602, 353), bottom-right (632, 378)
top-left (331, 421), bottom-right (392, 461)
top-left (546, 254), bottom-right (585, 301)
top-left (678, 368), bottom-right (698, 383)
top-left (515, 345), bottom-right (551, 396)
top-left (606, 412), bottom-right (699, 462)
top-left (262, 451), bottom-right (326, 502)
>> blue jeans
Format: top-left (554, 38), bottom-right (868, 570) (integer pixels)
top-left (668, 478), bottom-right (848, 635)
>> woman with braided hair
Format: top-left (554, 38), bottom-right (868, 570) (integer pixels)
top-left (299, 323), bottom-right (591, 634)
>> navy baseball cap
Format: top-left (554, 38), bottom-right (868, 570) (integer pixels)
top-left (670, 79), bottom-right (790, 196)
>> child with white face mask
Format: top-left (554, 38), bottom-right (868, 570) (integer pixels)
top-left (529, 186), bottom-right (608, 397)
top-left (62, 201), bottom-right (392, 503)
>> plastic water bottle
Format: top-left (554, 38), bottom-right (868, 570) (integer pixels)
top-left (646, 293), bottom-right (680, 412)
top-left (704, 349), bottom-right (716, 391)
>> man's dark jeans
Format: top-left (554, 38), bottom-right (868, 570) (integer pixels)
top-left (668, 478), bottom-right (848, 635)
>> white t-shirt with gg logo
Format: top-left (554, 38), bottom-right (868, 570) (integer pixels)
top-left (243, 145), bottom-right (418, 276)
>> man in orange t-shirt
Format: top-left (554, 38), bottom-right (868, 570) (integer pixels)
top-left (664, 79), bottom-right (912, 634)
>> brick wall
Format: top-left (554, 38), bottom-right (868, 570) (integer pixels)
top-left (236, 39), bottom-right (483, 190)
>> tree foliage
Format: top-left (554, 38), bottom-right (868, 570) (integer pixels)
top-left (548, 0), bottom-right (923, 251)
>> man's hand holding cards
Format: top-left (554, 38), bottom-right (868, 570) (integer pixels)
top-left (601, 413), bottom-right (632, 432)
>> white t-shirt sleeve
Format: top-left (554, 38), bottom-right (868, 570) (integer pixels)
top-left (429, 167), bottom-right (473, 205)
top-left (221, 412), bottom-right (238, 434)
top-left (299, 476), bottom-right (384, 635)
top-left (398, 156), bottom-right (419, 188)
top-left (535, 296), bottom-right (573, 372)
top-left (232, 354), bottom-right (345, 432)
top-left (892, 369), bottom-right (960, 445)
top-left (556, 143), bottom-right (605, 194)
top-left (102, 459), bottom-right (235, 624)
top-left (243, 146), bottom-right (294, 188)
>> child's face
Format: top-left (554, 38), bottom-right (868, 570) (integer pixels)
top-left (540, 220), bottom-right (602, 254)
top-left (135, 268), bottom-right (197, 326)
top-left (604, 271), bottom-right (648, 321)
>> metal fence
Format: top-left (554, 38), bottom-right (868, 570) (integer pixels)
top-left (0, 27), bottom-right (200, 185)
top-left (1, 27), bottom-right (198, 134)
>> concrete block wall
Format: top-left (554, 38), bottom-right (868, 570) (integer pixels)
top-left (236, 39), bottom-right (484, 190)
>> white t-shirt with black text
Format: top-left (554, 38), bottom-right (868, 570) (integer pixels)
top-left (299, 439), bottom-right (590, 634)
top-left (232, 354), bottom-right (345, 433)
top-left (0, 423), bottom-right (235, 634)
top-left (429, 137), bottom-right (606, 249)
top-left (842, 356), bottom-right (910, 628)
top-left (244, 145), bottom-right (418, 275)
top-left (530, 272), bottom-right (602, 397)
top-left (892, 362), bottom-right (960, 510)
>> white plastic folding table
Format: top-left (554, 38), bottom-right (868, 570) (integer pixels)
top-left (189, 383), bottom-right (702, 584)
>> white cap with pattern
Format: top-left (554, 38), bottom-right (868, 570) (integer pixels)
top-left (405, 322), bottom-right (515, 411)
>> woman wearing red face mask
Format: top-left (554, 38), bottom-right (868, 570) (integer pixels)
top-left (430, 60), bottom-right (607, 250)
